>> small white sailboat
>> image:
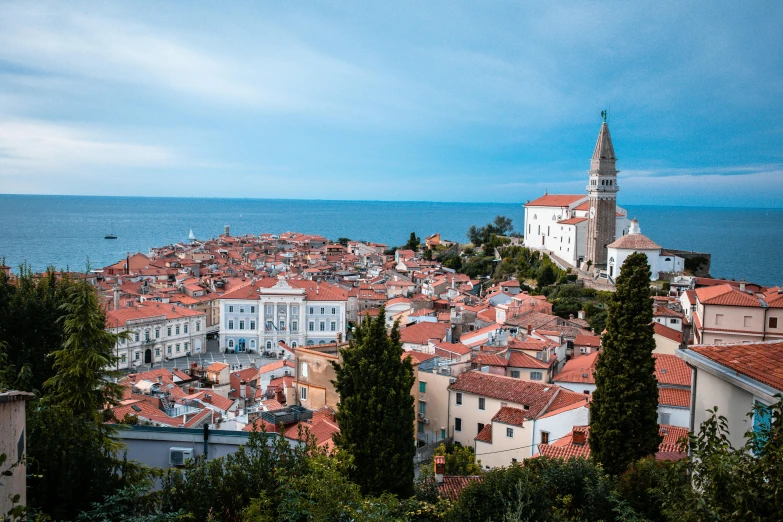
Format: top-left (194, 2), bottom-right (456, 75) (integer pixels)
top-left (188, 229), bottom-right (196, 241)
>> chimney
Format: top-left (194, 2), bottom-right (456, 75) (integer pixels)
top-left (569, 313), bottom-right (574, 320)
top-left (113, 287), bottom-right (121, 310)
top-left (434, 455), bottom-right (445, 484)
top-left (224, 224), bottom-right (230, 236)
top-left (526, 325), bottom-right (532, 336)
top-left (125, 253), bottom-right (130, 275)
top-left (739, 280), bottom-right (746, 292)
top-left (188, 386), bottom-right (196, 395)
top-left (573, 429), bottom-right (586, 446)
top-left (578, 310), bottom-right (586, 320)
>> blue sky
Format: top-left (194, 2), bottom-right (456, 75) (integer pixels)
top-left (1, 1), bottom-right (782, 206)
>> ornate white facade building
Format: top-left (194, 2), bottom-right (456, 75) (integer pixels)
top-left (218, 278), bottom-right (348, 352)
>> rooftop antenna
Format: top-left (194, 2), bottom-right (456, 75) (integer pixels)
top-left (601, 109), bottom-right (607, 123)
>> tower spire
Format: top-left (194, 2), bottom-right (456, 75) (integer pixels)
top-left (592, 122), bottom-right (616, 161)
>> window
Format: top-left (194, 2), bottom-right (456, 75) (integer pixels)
top-left (771, 317), bottom-right (779, 329)
top-left (753, 400), bottom-right (772, 451)
top-left (332, 307), bottom-right (336, 315)
top-left (155, 329), bottom-right (160, 339)
top-left (301, 387), bottom-right (307, 400)
top-left (419, 402), bottom-right (426, 414)
top-left (455, 418), bottom-right (462, 432)
top-left (477, 423), bottom-right (484, 435)
top-left (506, 427), bottom-right (514, 438)
top-left (229, 305), bottom-right (234, 313)
top-left (228, 340), bottom-right (234, 348)
top-left (301, 362), bottom-right (309, 377)
top-left (250, 306), bottom-right (255, 313)
top-left (239, 320), bottom-right (245, 330)
top-left (280, 320), bottom-right (285, 331)
top-left (744, 316), bottom-right (752, 328)
top-left (183, 323), bottom-right (188, 333)
top-left (320, 307), bottom-right (325, 314)
top-left (134, 332), bottom-right (139, 342)
top-left (478, 397), bottom-right (486, 410)
top-left (714, 338), bottom-right (723, 344)
top-left (320, 322), bottom-right (325, 331)
top-left (418, 421), bottom-right (425, 433)
top-left (292, 342), bottom-right (297, 348)
top-left (176, 344), bottom-right (180, 352)
top-left (510, 370), bottom-right (520, 378)
top-left (330, 321), bottom-right (336, 331)
top-left (175, 325), bottom-right (180, 335)
top-left (419, 381), bottom-right (426, 393)
top-left (184, 342), bottom-right (189, 351)
top-left (121, 354), bottom-right (127, 363)
top-left (292, 321), bottom-right (297, 332)
top-left (135, 352), bottom-right (140, 361)
top-left (715, 314), bottom-right (724, 326)
top-left (266, 341), bottom-right (272, 349)
top-left (250, 320), bottom-right (256, 330)
top-left (167, 326), bottom-right (172, 336)
top-left (659, 412), bottom-right (671, 425)
top-left (309, 322), bottom-right (314, 332)
top-left (456, 392), bottom-right (462, 405)
top-left (145, 331), bottom-right (150, 342)
top-left (530, 371), bottom-right (543, 381)
top-left (540, 431), bottom-right (549, 444)
top-left (155, 348), bottom-right (160, 357)
top-left (167, 345), bottom-right (172, 354)
top-left (511, 458), bottom-right (517, 464)
top-left (309, 307), bottom-right (314, 314)
top-left (228, 320), bottom-right (234, 330)
top-left (250, 340), bottom-right (255, 349)
top-left (671, 318), bottom-right (679, 324)
top-left (441, 428), bottom-right (446, 439)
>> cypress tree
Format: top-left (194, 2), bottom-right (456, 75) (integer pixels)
top-left (331, 307), bottom-right (416, 497)
top-left (590, 252), bottom-right (661, 475)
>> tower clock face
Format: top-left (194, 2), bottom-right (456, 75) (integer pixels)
top-left (589, 207), bottom-right (595, 218)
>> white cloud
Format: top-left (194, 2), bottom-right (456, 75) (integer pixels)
top-left (0, 120), bottom-right (177, 172)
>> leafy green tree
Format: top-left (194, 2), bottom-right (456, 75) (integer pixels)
top-left (535, 264), bottom-right (557, 288)
top-left (492, 215), bottom-right (513, 236)
top-left (337, 237), bottom-right (351, 247)
top-left (331, 309), bottom-right (416, 497)
top-left (404, 232), bottom-right (420, 251)
top-left (43, 279), bottom-right (126, 415)
top-left (590, 252), bottom-right (661, 475)
top-left (434, 443), bottom-right (482, 475)
top-left (423, 248), bottom-right (433, 261)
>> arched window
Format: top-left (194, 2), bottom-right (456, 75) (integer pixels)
top-left (250, 339), bottom-right (256, 349)
top-left (228, 339), bottom-right (234, 348)
top-left (266, 341), bottom-right (272, 349)
top-left (664, 257), bottom-right (671, 262)
top-left (609, 257), bottom-right (615, 264)
top-left (307, 340), bottom-right (315, 346)
top-left (292, 342), bottom-right (298, 348)
top-left (319, 340), bottom-right (326, 345)
top-left (533, 214), bottom-right (537, 219)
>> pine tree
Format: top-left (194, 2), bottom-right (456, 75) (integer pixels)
top-left (43, 278), bottom-right (125, 415)
top-left (331, 308), bottom-right (416, 497)
top-left (589, 252), bottom-right (661, 475)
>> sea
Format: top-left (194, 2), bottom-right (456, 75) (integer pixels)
top-left (0, 195), bottom-right (781, 286)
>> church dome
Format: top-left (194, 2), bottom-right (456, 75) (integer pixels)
top-left (607, 220), bottom-right (661, 250)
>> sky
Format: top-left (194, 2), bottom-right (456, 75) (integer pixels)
top-left (1, 1), bottom-right (782, 206)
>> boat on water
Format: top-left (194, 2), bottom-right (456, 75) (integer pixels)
top-left (188, 229), bottom-right (196, 241)
top-left (104, 234), bottom-right (117, 239)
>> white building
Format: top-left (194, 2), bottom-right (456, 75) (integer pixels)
top-left (607, 220), bottom-right (684, 282)
top-left (107, 303), bottom-right (207, 368)
top-left (218, 277), bottom-right (348, 352)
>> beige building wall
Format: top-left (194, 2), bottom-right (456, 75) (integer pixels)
top-left (416, 370), bottom-right (452, 443)
top-left (693, 369), bottom-right (754, 449)
top-left (475, 421), bottom-right (533, 468)
top-left (294, 347), bottom-right (340, 410)
top-left (450, 392), bottom-right (523, 447)
top-left (653, 334), bottom-right (680, 355)
top-left (0, 392), bottom-right (32, 516)
top-left (696, 302), bottom-right (770, 343)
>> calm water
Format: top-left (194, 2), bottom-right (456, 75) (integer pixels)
top-left (0, 195), bottom-right (780, 286)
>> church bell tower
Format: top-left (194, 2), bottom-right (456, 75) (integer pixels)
top-left (585, 116), bottom-right (618, 267)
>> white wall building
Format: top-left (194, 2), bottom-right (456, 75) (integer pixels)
top-left (607, 220), bottom-right (685, 282)
top-left (219, 278), bottom-right (348, 352)
top-left (107, 303), bottom-right (207, 368)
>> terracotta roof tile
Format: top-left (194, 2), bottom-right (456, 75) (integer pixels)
top-left (654, 323), bottom-right (684, 343)
top-left (475, 423), bottom-right (493, 442)
top-left (448, 371), bottom-right (560, 418)
top-left (695, 284), bottom-right (763, 308)
top-left (654, 354), bottom-right (691, 386)
top-left (689, 340), bottom-right (783, 391)
top-left (399, 322), bottom-right (449, 345)
top-left (607, 233), bottom-right (661, 250)
top-left (658, 388), bottom-right (690, 407)
top-left (524, 194), bottom-right (586, 207)
top-left (492, 406), bottom-right (527, 426)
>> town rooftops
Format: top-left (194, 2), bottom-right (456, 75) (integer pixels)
top-left (654, 354), bottom-right (691, 387)
top-left (106, 302), bottom-right (204, 326)
top-left (681, 340), bottom-right (783, 392)
top-left (399, 321), bottom-right (450, 345)
top-left (607, 229), bottom-right (661, 250)
top-left (695, 284), bottom-right (764, 307)
top-left (536, 424), bottom-right (687, 461)
top-left (653, 323), bottom-right (684, 343)
top-left (524, 194), bottom-right (586, 207)
top-left (448, 371), bottom-right (574, 419)
top-left (573, 334), bottom-right (601, 347)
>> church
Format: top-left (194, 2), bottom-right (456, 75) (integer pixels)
top-left (523, 120), bottom-right (682, 282)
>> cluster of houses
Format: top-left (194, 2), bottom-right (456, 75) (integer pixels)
top-left (71, 227), bottom-right (782, 482)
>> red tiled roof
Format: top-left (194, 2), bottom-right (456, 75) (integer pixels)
top-left (106, 302), bottom-right (204, 326)
top-left (475, 423), bottom-right (493, 442)
top-left (399, 322), bottom-right (449, 345)
top-left (492, 406), bottom-right (527, 426)
top-left (574, 334), bottom-right (601, 347)
top-left (438, 476), bottom-right (483, 500)
top-left (402, 350), bottom-right (437, 364)
top-left (654, 323), bottom-right (684, 343)
top-left (695, 284), bottom-right (763, 307)
top-left (554, 351), bottom-right (600, 384)
top-left (607, 233), bottom-right (661, 250)
top-left (544, 389), bottom-right (588, 413)
top-left (473, 353), bottom-right (508, 367)
top-left (524, 194), bottom-right (586, 207)
top-left (507, 350), bottom-right (554, 369)
top-left (654, 354), bottom-right (691, 386)
top-left (536, 425), bottom-right (686, 461)
top-left (689, 340), bottom-right (783, 391)
top-left (448, 371), bottom-right (559, 418)
top-left (658, 388), bottom-right (690, 407)
top-left (558, 217), bottom-right (587, 225)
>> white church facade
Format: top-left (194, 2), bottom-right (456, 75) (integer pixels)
top-left (523, 120), bottom-right (682, 282)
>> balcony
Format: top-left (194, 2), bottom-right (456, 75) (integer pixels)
top-left (260, 406), bottom-right (313, 425)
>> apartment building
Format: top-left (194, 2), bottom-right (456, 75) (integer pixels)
top-left (690, 284), bottom-right (783, 344)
